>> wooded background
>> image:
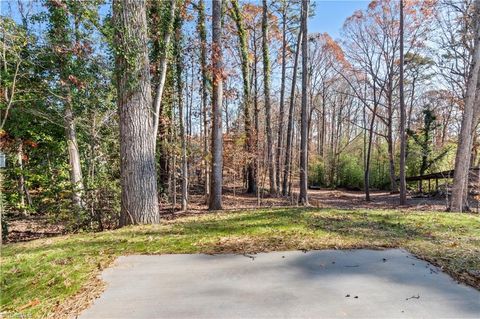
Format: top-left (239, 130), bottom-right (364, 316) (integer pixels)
top-left (1, 0), bottom-right (479, 232)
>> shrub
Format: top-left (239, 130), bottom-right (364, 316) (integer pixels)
top-left (337, 154), bottom-right (364, 190)
top-left (309, 157), bottom-right (326, 187)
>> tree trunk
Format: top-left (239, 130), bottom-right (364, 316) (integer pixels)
top-left (299, 0), bottom-right (309, 205)
top-left (175, 17), bottom-right (188, 212)
top-left (113, 0), bottom-right (159, 225)
top-left (321, 90), bottom-right (326, 158)
top-left (152, 0), bottom-right (176, 194)
top-left (231, 0), bottom-right (256, 194)
top-left (283, 29), bottom-right (302, 196)
top-left (209, 0), bottom-right (223, 210)
top-left (473, 77), bottom-right (480, 129)
top-left (451, 0), bottom-right (480, 212)
top-left (152, 0), bottom-right (176, 141)
top-left (171, 111), bottom-right (177, 209)
top-left (399, 0), bottom-right (407, 205)
top-left (385, 79), bottom-right (398, 193)
top-left (387, 117), bottom-right (397, 192)
top-left (329, 98), bottom-right (336, 186)
top-left (64, 102), bottom-right (84, 211)
top-left (365, 96), bottom-right (379, 201)
top-left (262, 0), bottom-right (276, 195)
top-left (275, 2), bottom-right (287, 194)
top-left (17, 141), bottom-right (26, 215)
top-left (253, 30), bottom-right (260, 203)
top-left (197, 0), bottom-right (210, 199)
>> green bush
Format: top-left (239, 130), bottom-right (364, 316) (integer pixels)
top-left (308, 140), bottom-right (391, 191)
top-left (309, 157), bottom-right (326, 187)
top-left (337, 154), bottom-right (364, 190)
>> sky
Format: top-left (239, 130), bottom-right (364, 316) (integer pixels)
top-left (310, 0), bottom-right (370, 39)
top-left (2, 0), bottom-right (370, 40)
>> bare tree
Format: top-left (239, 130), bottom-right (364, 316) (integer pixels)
top-left (275, 0), bottom-right (288, 194)
top-left (262, 0), bottom-right (276, 195)
top-left (399, 0), bottom-right (407, 205)
top-left (283, 29), bottom-right (302, 196)
top-left (195, 0), bottom-right (210, 199)
top-left (175, 13), bottom-right (188, 212)
top-left (299, 0), bottom-right (309, 205)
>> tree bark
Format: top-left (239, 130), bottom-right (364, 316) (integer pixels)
top-left (196, 0), bottom-right (210, 199)
top-left (113, 0), bottom-right (159, 225)
top-left (175, 16), bottom-right (188, 212)
top-left (283, 29), bottom-right (302, 196)
top-left (262, 0), bottom-right (276, 195)
top-left (152, 0), bottom-right (176, 141)
top-left (275, 1), bottom-right (287, 194)
top-left (386, 86), bottom-right (397, 192)
top-left (253, 29), bottom-right (261, 204)
top-left (209, 0), bottom-right (223, 210)
top-left (450, 0), bottom-right (480, 212)
top-left (64, 102), bottom-right (84, 211)
top-left (364, 88), bottom-right (379, 202)
top-left (299, 0), bottom-right (309, 205)
top-left (17, 141), bottom-right (26, 215)
top-left (399, 0), bottom-right (407, 205)
top-left (230, 0), bottom-right (256, 194)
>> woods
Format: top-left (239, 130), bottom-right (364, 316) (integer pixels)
top-left (1, 0), bottom-right (480, 231)
top-left (2, 1), bottom-right (480, 318)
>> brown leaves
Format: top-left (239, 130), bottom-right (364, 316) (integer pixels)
top-left (49, 0), bottom-right (67, 10)
top-left (53, 41), bottom-right (93, 61)
top-left (18, 298), bottom-right (40, 311)
top-left (60, 75), bottom-right (85, 90)
top-left (68, 75), bottom-right (86, 90)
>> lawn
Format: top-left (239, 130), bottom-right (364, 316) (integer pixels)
top-left (2, 208), bottom-right (479, 318)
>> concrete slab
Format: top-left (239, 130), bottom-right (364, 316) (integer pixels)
top-left (80, 249), bottom-right (480, 319)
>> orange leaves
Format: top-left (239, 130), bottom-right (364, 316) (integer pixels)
top-left (323, 34), bottom-right (347, 64)
top-left (243, 3), bottom-right (263, 20)
top-left (210, 42), bottom-right (225, 85)
top-left (345, 10), bottom-right (364, 26)
top-left (311, 33), bottom-right (349, 69)
top-left (180, 0), bottom-right (194, 21)
top-left (344, 0), bottom-right (437, 55)
top-left (25, 140), bottom-right (38, 148)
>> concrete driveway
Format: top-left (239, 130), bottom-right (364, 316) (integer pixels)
top-left (80, 249), bottom-right (480, 318)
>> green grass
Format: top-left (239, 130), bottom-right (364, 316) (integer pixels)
top-left (2, 208), bottom-right (479, 318)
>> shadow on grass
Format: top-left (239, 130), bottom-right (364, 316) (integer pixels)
top-left (306, 213), bottom-right (425, 242)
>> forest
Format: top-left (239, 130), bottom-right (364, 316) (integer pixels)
top-left (2, 0), bottom-right (480, 318)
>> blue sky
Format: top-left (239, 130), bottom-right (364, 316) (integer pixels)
top-left (311, 0), bottom-right (369, 39)
top-left (1, 0), bottom-right (370, 42)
